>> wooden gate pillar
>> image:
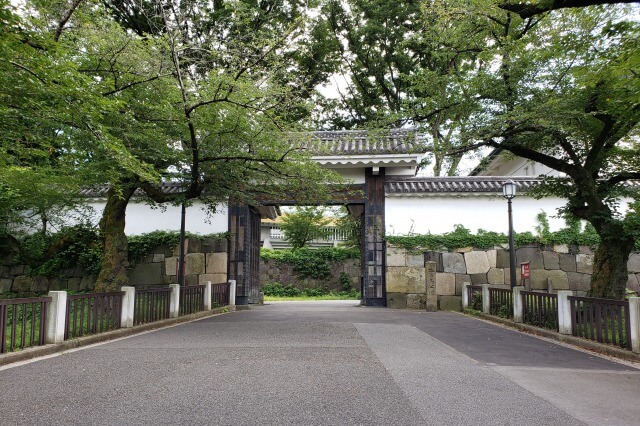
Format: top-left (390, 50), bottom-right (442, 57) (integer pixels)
top-left (228, 205), bottom-right (261, 305)
top-left (362, 167), bottom-right (386, 306)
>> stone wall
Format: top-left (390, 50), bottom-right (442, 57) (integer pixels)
top-left (386, 243), bottom-right (640, 310)
top-left (0, 237), bottom-right (228, 296)
top-left (260, 258), bottom-right (361, 292)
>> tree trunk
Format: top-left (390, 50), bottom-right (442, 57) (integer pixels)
top-left (94, 184), bottom-right (136, 292)
top-left (588, 236), bottom-right (634, 300)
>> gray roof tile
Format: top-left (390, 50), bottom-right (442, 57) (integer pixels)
top-left (306, 128), bottom-right (425, 155)
top-left (386, 176), bottom-right (541, 194)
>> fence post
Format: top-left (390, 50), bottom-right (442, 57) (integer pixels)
top-left (513, 286), bottom-right (524, 323)
top-left (169, 284), bottom-right (180, 318)
top-left (204, 281), bottom-right (212, 310)
top-left (120, 286), bottom-right (135, 328)
top-left (461, 282), bottom-right (470, 309)
top-left (45, 291), bottom-right (67, 344)
top-left (228, 280), bottom-right (236, 307)
top-left (557, 290), bottom-right (573, 335)
top-left (629, 297), bottom-right (640, 353)
top-left (482, 284), bottom-right (490, 314)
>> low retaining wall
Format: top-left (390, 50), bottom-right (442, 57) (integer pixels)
top-left (386, 243), bottom-right (640, 310)
top-left (0, 238), bottom-right (228, 296)
top-left (259, 258), bottom-right (361, 292)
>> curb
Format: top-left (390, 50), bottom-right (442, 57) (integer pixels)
top-left (464, 310), bottom-right (640, 364)
top-left (0, 306), bottom-right (237, 367)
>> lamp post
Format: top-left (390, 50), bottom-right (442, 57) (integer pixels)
top-left (502, 180), bottom-right (517, 288)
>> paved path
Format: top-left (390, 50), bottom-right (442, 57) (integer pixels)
top-left (1, 301), bottom-right (639, 425)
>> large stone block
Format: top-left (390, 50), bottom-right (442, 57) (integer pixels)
top-left (152, 254), bottom-right (165, 263)
top-left (470, 273), bottom-right (488, 285)
top-left (567, 272), bottom-right (592, 292)
top-left (0, 278), bottom-right (12, 293)
top-left (455, 274), bottom-right (471, 296)
top-left (68, 278), bottom-right (82, 292)
top-left (386, 247), bottom-right (407, 267)
top-left (406, 294), bottom-right (426, 309)
top-left (184, 274), bottom-right (199, 286)
top-left (79, 276), bottom-right (95, 291)
top-left (439, 295), bottom-right (462, 311)
top-left (553, 244), bottom-right (570, 254)
top-left (436, 273), bottom-right (456, 296)
top-left (199, 273), bottom-right (227, 284)
top-left (406, 253), bottom-right (424, 267)
top-left (442, 253), bottom-right (466, 274)
top-left (516, 247), bottom-right (544, 270)
top-left (464, 251), bottom-right (490, 274)
top-left (206, 252), bottom-right (228, 274)
top-left (627, 274), bottom-right (640, 293)
top-left (386, 292), bottom-right (407, 309)
top-left (529, 269), bottom-right (569, 291)
top-left (11, 275), bottom-right (33, 293)
top-left (129, 262), bottom-right (163, 286)
top-left (487, 250), bottom-right (497, 269)
top-left (558, 253), bottom-right (577, 272)
top-left (543, 251), bottom-right (560, 270)
top-left (576, 254), bottom-right (594, 274)
top-left (165, 257), bottom-right (178, 276)
top-left (185, 253), bottom-right (206, 275)
top-left (386, 267), bottom-right (426, 294)
top-left (496, 249), bottom-right (510, 268)
top-left (424, 252), bottom-right (443, 272)
top-left (504, 268), bottom-right (522, 287)
top-left (578, 246), bottom-right (594, 255)
top-left (628, 253), bottom-right (640, 273)
top-left (49, 278), bottom-right (67, 291)
top-left (487, 268), bottom-right (505, 285)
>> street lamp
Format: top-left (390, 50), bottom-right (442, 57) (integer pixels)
top-left (502, 180), bottom-right (517, 288)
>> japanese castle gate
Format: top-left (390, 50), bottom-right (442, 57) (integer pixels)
top-left (228, 129), bottom-right (425, 307)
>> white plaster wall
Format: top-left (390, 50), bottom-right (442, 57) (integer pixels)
top-left (73, 200), bottom-right (228, 236)
top-left (385, 195), bottom-right (568, 235)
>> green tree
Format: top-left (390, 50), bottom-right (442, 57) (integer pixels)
top-left (317, 0), bottom-right (475, 175)
top-left (412, 1), bottom-right (640, 298)
top-left (280, 207), bottom-right (331, 249)
top-left (1, 1), bottom-right (344, 291)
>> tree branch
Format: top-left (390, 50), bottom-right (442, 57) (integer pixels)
top-left (499, 0), bottom-right (639, 19)
top-left (53, 0), bottom-right (84, 42)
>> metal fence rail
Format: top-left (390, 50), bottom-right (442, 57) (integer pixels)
top-left (1, 297), bottom-right (50, 354)
top-left (211, 282), bottom-right (230, 307)
top-left (134, 287), bottom-right (172, 325)
top-left (65, 292), bottom-right (123, 339)
top-left (568, 295), bottom-right (631, 349)
top-left (522, 291), bottom-right (558, 330)
top-left (489, 288), bottom-right (513, 318)
top-left (180, 285), bottom-right (205, 316)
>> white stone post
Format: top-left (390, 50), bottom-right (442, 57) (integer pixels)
top-left (45, 291), bottom-right (67, 344)
top-left (204, 281), bottom-right (212, 310)
top-left (629, 297), bottom-right (640, 353)
top-left (482, 284), bottom-right (490, 314)
top-left (558, 290), bottom-right (574, 335)
top-left (120, 286), bottom-right (135, 328)
top-left (513, 286), bottom-right (524, 323)
top-left (169, 284), bottom-right (180, 318)
top-left (228, 280), bottom-right (236, 307)
top-left (461, 282), bottom-right (471, 309)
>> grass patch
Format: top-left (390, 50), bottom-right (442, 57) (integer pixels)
top-left (264, 292), bottom-right (361, 301)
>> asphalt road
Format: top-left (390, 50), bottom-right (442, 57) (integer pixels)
top-left (1, 300), bottom-right (639, 425)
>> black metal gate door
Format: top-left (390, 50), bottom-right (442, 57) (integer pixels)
top-left (228, 205), bottom-right (261, 305)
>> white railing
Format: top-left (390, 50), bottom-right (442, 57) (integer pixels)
top-left (269, 226), bottom-right (349, 242)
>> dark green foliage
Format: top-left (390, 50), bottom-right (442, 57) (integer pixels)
top-left (19, 225), bottom-right (103, 278)
top-left (262, 282), bottom-right (360, 299)
top-left (339, 271), bottom-right (352, 292)
top-left (260, 247), bottom-right (360, 280)
top-left (11, 228), bottom-right (227, 279)
top-left (386, 222), bottom-right (610, 252)
top-left (470, 291), bottom-right (483, 311)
